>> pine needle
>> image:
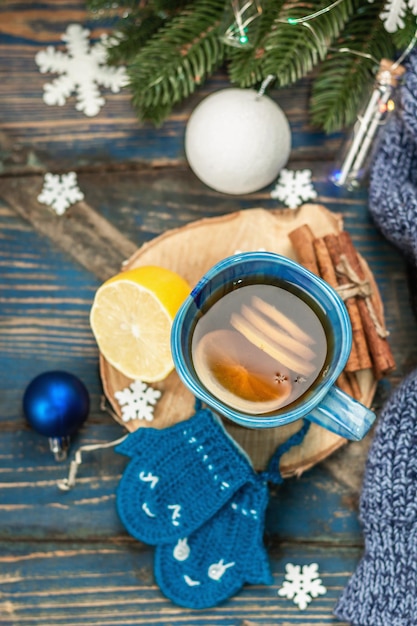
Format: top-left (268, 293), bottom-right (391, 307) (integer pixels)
top-left (87, 0), bottom-right (416, 131)
top-left (310, 0), bottom-right (395, 133)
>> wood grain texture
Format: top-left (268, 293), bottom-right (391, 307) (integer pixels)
top-left (0, 540), bottom-right (355, 625)
top-left (0, 1), bottom-right (342, 176)
top-left (1, 176), bottom-right (137, 281)
top-left (0, 421), bottom-right (364, 543)
top-left (2, 1), bottom-right (417, 624)
top-left (100, 204), bottom-right (378, 476)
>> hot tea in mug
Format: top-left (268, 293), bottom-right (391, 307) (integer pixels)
top-left (191, 282), bottom-right (329, 415)
top-left (171, 251), bottom-right (376, 440)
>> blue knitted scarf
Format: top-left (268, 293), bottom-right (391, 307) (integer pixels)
top-left (369, 48), bottom-right (417, 268)
top-left (334, 368), bottom-right (417, 625)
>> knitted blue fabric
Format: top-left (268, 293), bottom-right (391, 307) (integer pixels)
top-left (115, 406), bottom-right (256, 545)
top-left (116, 402), bottom-right (310, 608)
top-left (368, 48), bottom-right (417, 264)
top-left (334, 369), bottom-right (417, 626)
top-left (154, 476), bottom-right (272, 609)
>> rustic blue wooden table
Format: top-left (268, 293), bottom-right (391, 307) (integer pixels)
top-left (2, 2), bottom-right (417, 625)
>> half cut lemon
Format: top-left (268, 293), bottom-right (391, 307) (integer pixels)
top-left (90, 266), bottom-right (190, 382)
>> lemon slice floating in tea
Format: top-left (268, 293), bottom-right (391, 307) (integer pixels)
top-left (193, 329), bottom-right (292, 414)
top-left (90, 266), bottom-right (190, 382)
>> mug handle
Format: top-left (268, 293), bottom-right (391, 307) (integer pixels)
top-left (306, 385), bottom-right (376, 441)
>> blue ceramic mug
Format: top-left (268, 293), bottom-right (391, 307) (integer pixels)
top-left (171, 251), bottom-right (376, 440)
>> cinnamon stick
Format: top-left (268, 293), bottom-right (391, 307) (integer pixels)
top-left (323, 233), bottom-right (372, 372)
top-left (289, 226), bottom-right (365, 375)
top-left (346, 371), bottom-right (362, 402)
top-left (288, 223), bottom-right (394, 385)
top-left (336, 371), bottom-right (355, 397)
top-left (288, 224), bottom-right (319, 275)
top-left (314, 236), bottom-right (361, 372)
top-left (336, 370), bottom-right (362, 402)
top-left (337, 230), bottom-right (395, 379)
top-left (313, 237), bottom-right (339, 288)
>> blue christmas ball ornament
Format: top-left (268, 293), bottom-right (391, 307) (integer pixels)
top-left (23, 371), bottom-right (90, 460)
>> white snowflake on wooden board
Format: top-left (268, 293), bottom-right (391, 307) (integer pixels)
top-left (369, 0), bottom-right (417, 32)
top-left (278, 563), bottom-right (327, 610)
top-left (271, 169), bottom-right (317, 208)
top-left (35, 23), bottom-right (128, 116)
top-left (114, 380), bottom-right (162, 423)
top-left (37, 172), bottom-right (84, 215)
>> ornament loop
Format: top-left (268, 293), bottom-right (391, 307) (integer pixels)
top-left (256, 74), bottom-right (275, 99)
top-left (57, 435), bottom-right (128, 491)
top-left (49, 436), bottom-right (70, 462)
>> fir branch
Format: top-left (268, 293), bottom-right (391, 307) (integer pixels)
top-left (107, 13), bottom-right (166, 64)
top-left (87, 0), bottom-right (417, 131)
top-left (392, 8), bottom-right (417, 50)
top-left (127, 0), bottom-right (226, 124)
top-left (87, 0), bottom-right (189, 64)
top-left (86, 0), bottom-right (188, 14)
top-left (259, 0), bottom-right (355, 86)
top-left (309, 0), bottom-right (395, 133)
top-left (227, 0), bottom-right (285, 87)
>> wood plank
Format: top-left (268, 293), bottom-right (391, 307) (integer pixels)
top-left (0, 540), bottom-right (357, 624)
top-left (0, 420), bottom-right (363, 543)
top-left (3, 167), bottom-right (416, 389)
top-left (0, 198), bottom-right (104, 420)
top-left (1, 2), bottom-right (413, 624)
top-left (2, 168), bottom-right (417, 506)
top-left (0, 1), bottom-right (343, 175)
top-left (0, 199), bottom-right (366, 548)
top-left (1, 176), bottom-right (137, 282)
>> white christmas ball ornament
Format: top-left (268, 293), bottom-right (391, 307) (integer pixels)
top-left (185, 88), bottom-right (291, 195)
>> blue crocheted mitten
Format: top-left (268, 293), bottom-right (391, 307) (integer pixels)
top-left (115, 406), bottom-right (256, 545)
top-left (154, 476), bottom-right (272, 609)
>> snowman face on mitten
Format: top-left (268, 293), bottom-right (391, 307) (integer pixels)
top-left (115, 408), bottom-right (256, 545)
top-left (154, 477), bottom-right (273, 609)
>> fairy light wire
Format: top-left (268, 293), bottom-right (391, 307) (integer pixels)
top-left (338, 47), bottom-right (379, 65)
top-left (392, 28), bottom-right (417, 69)
top-left (331, 27), bottom-right (417, 187)
top-left (223, 0), bottom-right (263, 45)
top-left (302, 20), bottom-right (328, 58)
top-left (275, 0), bottom-right (416, 68)
top-left (282, 0), bottom-right (346, 25)
top-left (267, 1), bottom-right (417, 189)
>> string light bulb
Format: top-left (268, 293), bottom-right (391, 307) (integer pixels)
top-left (219, 0), bottom-right (263, 48)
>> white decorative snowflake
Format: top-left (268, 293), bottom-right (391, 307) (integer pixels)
top-left (270, 169), bottom-right (317, 208)
top-left (369, 0), bottom-right (417, 32)
top-left (37, 172), bottom-right (84, 215)
top-left (35, 23), bottom-right (128, 116)
top-left (114, 380), bottom-right (162, 423)
top-left (278, 563), bottom-right (327, 610)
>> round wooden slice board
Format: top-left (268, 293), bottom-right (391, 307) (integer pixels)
top-left (100, 204), bottom-right (379, 477)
